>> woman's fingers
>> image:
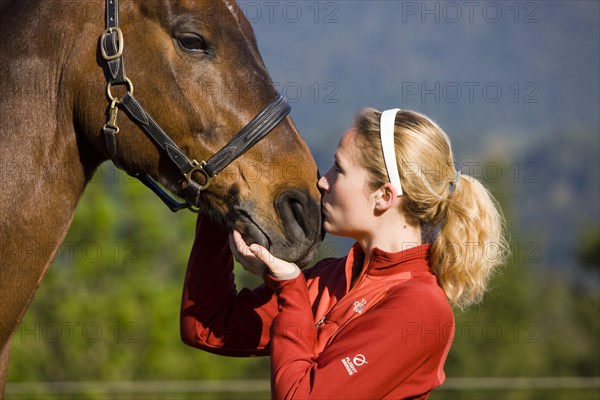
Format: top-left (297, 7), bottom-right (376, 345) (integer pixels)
top-left (248, 243), bottom-right (273, 264)
top-left (229, 230), bottom-right (300, 280)
top-left (230, 230), bottom-right (248, 256)
top-left (249, 244), bottom-right (300, 280)
top-left (229, 229), bottom-right (266, 276)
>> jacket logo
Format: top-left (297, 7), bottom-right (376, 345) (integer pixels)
top-left (352, 298), bottom-right (367, 314)
top-left (341, 353), bottom-right (368, 376)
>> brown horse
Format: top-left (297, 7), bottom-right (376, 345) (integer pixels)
top-left (0, 0), bottom-right (322, 395)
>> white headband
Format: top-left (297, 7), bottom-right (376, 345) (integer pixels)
top-left (380, 109), bottom-right (403, 196)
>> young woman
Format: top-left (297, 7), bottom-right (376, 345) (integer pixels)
top-left (180, 108), bottom-right (509, 399)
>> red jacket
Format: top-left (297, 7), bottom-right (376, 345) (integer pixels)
top-left (181, 215), bottom-right (455, 399)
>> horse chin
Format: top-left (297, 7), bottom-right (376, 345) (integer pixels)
top-left (291, 244), bottom-right (320, 270)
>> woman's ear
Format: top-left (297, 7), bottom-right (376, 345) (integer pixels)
top-left (374, 183), bottom-right (399, 212)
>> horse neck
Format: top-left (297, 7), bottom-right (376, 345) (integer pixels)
top-left (0, 1), bottom-right (100, 260)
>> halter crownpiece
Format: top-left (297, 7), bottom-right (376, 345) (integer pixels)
top-left (380, 109), bottom-right (403, 196)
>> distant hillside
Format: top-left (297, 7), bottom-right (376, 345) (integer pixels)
top-left (511, 128), bottom-right (599, 273)
top-left (251, 0), bottom-right (599, 153)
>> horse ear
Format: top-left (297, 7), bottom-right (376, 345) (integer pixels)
top-left (222, 1), bottom-right (260, 47)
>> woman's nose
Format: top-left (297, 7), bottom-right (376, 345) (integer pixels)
top-left (317, 173), bottom-right (329, 192)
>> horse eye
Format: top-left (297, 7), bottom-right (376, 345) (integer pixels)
top-left (177, 33), bottom-right (207, 53)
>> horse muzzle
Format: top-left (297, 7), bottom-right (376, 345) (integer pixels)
top-left (275, 189), bottom-right (323, 267)
top-left (232, 188), bottom-right (322, 268)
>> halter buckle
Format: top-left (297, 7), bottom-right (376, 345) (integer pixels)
top-left (100, 27), bottom-right (124, 61)
top-left (184, 160), bottom-right (213, 191)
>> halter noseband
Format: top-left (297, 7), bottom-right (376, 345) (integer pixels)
top-left (99, 0), bottom-right (291, 212)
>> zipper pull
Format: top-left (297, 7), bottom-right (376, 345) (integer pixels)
top-left (315, 316), bottom-right (326, 327)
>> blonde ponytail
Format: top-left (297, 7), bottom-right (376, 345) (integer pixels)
top-left (431, 174), bottom-right (509, 309)
top-left (353, 108), bottom-right (509, 309)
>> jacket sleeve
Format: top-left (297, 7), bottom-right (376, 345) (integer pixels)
top-left (264, 275), bottom-right (454, 399)
top-left (180, 214), bottom-right (279, 357)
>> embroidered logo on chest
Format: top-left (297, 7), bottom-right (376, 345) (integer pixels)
top-left (341, 353), bottom-right (368, 376)
top-left (352, 298), bottom-right (367, 314)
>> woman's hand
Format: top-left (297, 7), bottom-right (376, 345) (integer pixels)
top-left (229, 230), bottom-right (301, 280)
top-left (229, 230), bottom-right (266, 276)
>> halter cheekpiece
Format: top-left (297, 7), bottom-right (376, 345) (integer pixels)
top-left (99, 0), bottom-right (291, 212)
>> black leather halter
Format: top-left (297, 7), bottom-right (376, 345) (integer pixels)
top-left (99, 0), bottom-right (291, 212)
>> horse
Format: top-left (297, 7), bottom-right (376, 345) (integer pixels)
top-left (0, 0), bottom-right (323, 395)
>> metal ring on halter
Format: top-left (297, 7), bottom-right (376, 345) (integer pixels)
top-left (106, 77), bottom-right (134, 102)
top-left (184, 160), bottom-right (213, 191)
top-left (100, 27), bottom-right (124, 61)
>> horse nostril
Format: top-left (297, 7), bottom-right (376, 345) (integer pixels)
top-left (276, 190), bottom-right (321, 241)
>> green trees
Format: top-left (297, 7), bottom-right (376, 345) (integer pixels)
top-left (8, 165), bottom-right (270, 387)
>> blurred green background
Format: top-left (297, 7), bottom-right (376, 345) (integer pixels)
top-left (7, 161), bottom-right (598, 399)
top-left (5, 1), bottom-right (599, 399)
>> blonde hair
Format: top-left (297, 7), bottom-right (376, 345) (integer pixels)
top-left (353, 108), bottom-right (509, 309)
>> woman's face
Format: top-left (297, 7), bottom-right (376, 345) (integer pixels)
top-left (318, 128), bottom-right (375, 239)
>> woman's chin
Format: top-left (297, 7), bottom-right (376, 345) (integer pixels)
top-left (321, 221), bottom-right (335, 236)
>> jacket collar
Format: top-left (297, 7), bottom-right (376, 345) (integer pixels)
top-left (345, 243), bottom-right (432, 278)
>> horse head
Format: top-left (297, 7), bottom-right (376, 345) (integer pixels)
top-left (68, 0), bottom-right (322, 266)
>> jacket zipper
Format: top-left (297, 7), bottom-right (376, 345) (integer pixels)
top-left (314, 257), bottom-right (373, 329)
